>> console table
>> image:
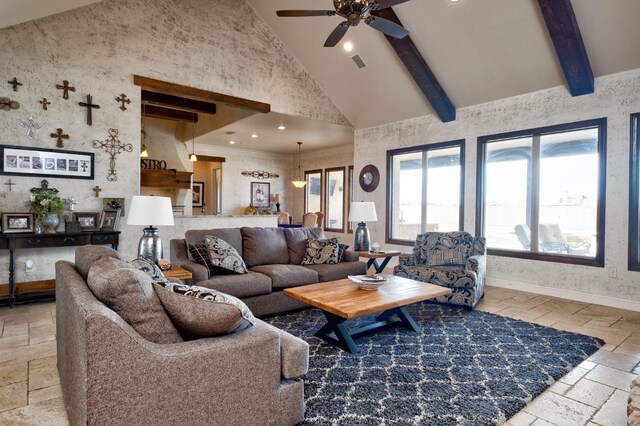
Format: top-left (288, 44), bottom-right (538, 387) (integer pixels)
top-left (0, 231), bottom-right (120, 308)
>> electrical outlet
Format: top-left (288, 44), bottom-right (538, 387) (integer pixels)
top-left (608, 267), bottom-right (617, 279)
top-left (25, 259), bottom-right (34, 273)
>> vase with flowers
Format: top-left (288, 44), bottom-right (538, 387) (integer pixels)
top-left (28, 185), bottom-right (66, 233)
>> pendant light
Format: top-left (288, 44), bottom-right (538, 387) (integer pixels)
top-left (189, 112), bottom-right (198, 162)
top-left (292, 141), bottom-right (306, 188)
top-left (140, 103), bottom-right (149, 158)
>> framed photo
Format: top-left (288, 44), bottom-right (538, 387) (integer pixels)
top-left (102, 197), bottom-right (125, 216)
top-left (73, 212), bottom-right (101, 231)
top-left (192, 181), bottom-right (204, 207)
top-left (1, 213), bottom-right (34, 233)
top-left (1, 144), bottom-right (94, 179)
top-left (99, 209), bottom-right (121, 231)
top-left (251, 182), bottom-right (270, 208)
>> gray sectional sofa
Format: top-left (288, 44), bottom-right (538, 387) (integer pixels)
top-left (56, 246), bottom-right (310, 426)
top-left (170, 226), bottom-right (367, 316)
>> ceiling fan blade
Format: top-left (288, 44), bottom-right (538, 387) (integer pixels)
top-left (366, 16), bottom-right (409, 39)
top-left (375, 0), bottom-right (411, 9)
top-left (324, 22), bottom-right (349, 47)
top-left (276, 10), bottom-right (336, 17)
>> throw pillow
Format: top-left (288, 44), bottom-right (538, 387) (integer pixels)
top-left (337, 243), bottom-right (349, 263)
top-left (188, 243), bottom-right (216, 277)
top-left (427, 247), bottom-right (466, 266)
top-left (129, 258), bottom-right (170, 282)
top-left (87, 257), bottom-right (183, 344)
top-left (153, 282), bottom-right (255, 338)
top-left (302, 238), bottom-right (339, 265)
top-left (205, 235), bottom-right (248, 274)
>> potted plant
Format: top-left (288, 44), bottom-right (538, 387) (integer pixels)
top-left (28, 186), bottom-right (66, 233)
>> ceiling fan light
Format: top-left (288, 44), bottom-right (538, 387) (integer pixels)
top-left (343, 41), bottom-right (354, 52)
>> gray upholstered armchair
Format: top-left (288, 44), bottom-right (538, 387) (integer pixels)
top-left (393, 231), bottom-right (487, 309)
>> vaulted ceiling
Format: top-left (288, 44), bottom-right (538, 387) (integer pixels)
top-left (247, 0), bottom-right (640, 129)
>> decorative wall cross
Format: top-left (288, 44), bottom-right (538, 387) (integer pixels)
top-left (8, 78), bottom-right (22, 91)
top-left (116, 94), bottom-right (131, 111)
top-left (67, 197), bottom-right (77, 211)
top-left (4, 179), bottom-right (16, 192)
top-left (18, 115), bottom-right (41, 140)
top-left (55, 80), bottom-right (75, 100)
top-left (50, 128), bottom-right (69, 148)
top-left (79, 94), bottom-right (100, 126)
top-left (92, 128), bottom-right (132, 181)
top-left (92, 186), bottom-right (102, 197)
top-left (39, 98), bottom-right (51, 110)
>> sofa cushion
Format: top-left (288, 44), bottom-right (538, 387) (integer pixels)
top-left (304, 261), bottom-right (367, 282)
top-left (284, 227), bottom-right (326, 265)
top-left (195, 272), bottom-right (272, 298)
top-left (250, 264), bottom-right (318, 289)
top-left (241, 227), bottom-right (290, 267)
top-left (75, 245), bottom-right (124, 280)
top-left (205, 235), bottom-right (248, 274)
top-left (302, 238), bottom-right (339, 265)
top-left (188, 243), bottom-right (216, 276)
top-left (337, 244), bottom-right (349, 262)
top-left (153, 282), bottom-right (255, 339)
top-left (129, 258), bottom-right (170, 282)
top-left (427, 247), bottom-right (467, 266)
top-left (87, 257), bottom-right (183, 344)
top-left (185, 228), bottom-right (242, 260)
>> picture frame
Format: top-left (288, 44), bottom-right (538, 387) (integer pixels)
top-left (1, 144), bottom-right (94, 179)
top-left (99, 209), bottom-right (121, 231)
top-left (192, 181), bottom-right (204, 207)
top-left (251, 182), bottom-right (270, 208)
top-left (73, 212), bottom-right (101, 231)
top-left (102, 197), bottom-right (125, 216)
top-left (1, 213), bottom-right (34, 234)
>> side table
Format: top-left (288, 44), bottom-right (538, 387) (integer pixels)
top-left (162, 265), bottom-right (193, 282)
top-left (357, 251), bottom-right (401, 274)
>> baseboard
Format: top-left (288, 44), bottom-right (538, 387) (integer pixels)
top-left (487, 278), bottom-right (640, 312)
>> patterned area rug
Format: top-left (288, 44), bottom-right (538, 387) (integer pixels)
top-left (263, 302), bottom-right (604, 426)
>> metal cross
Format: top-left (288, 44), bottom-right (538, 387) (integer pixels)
top-left (55, 80), bottom-right (75, 99)
top-left (18, 115), bottom-right (42, 140)
top-left (8, 78), bottom-right (22, 91)
top-left (92, 128), bottom-right (133, 182)
top-left (4, 179), bottom-right (16, 192)
top-left (50, 128), bottom-right (69, 148)
top-left (116, 94), bottom-right (131, 111)
top-left (92, 186), bottom-right (102, 197)
top-left (39, 98), bottom-right (51, 110)
top-left (67, 197), bottom-right (78, 211)
top-left (79, 94), bottom-right (100, 126)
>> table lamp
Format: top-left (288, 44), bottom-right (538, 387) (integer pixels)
top-left (348, 201), bottom-right (377, 251)
top-left (126, 196), bottom-right (175, 263)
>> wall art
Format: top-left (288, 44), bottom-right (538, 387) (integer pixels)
top-left (241, 170), bottom-right (280, 179)
top-left (251, 181), bottom-right (270, 208)
top-left (0, 145), bottom-right (94, 180)
top-left (192, 181), bottom-right (204, 207)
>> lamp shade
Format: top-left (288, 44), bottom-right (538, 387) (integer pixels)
top-left (126, 196), bottom-right (175, 226)
top-left (348, 201), bottom-right (377, 222)
top-left (274, 194), bottom-right (280, 203)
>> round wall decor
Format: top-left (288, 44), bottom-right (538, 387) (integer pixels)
top-left (359, 164), bottom-right (380, 192)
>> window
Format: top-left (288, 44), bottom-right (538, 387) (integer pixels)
top-left (387, 140), bottom-right (464, 245)
top-left (304, 170), bottom-right (322, 214)
top-left (630, 113), bottom-right (640, 271)
top-left (325, 167), bottom-right (345, 232)
top-left (476, 118), bottom-right (606, 266)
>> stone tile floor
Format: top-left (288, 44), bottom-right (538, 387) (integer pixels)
top-left (0, 285), bottom-right (638, 425)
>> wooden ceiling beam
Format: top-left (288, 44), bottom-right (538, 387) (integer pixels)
top-left (372, 8), bottom-right (456, 123)
top-left (142, 105), bottom-right (198, 122)
top-left (142, 91), bottom-right (216, 116)
top-left (537, 0), bottom-right (594, 96)
top-left (134, 75), bottom-right (270, 113)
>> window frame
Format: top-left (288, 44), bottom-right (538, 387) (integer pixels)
top-left (475, 118), bottom-right (607, 267)
top-left (629, 113), bottom-right (640, 271)
top-left (347, 165), bottom-right (354, 234)
top-left (385, 139), bottom-right (465, 246)
top-left (324, 166), bottom-right (346, 233)
top-left (304, 169), bottom-right (323, 214)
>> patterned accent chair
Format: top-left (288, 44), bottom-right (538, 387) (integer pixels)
top-left (393, 231), bottom-right (487, 309)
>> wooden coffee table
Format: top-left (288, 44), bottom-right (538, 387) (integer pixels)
top-left (283, 276), bottom-right (451, 353)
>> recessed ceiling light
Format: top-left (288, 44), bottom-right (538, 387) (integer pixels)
top-left (343, 41), bottom-right (354, 52)
top-left (278, 124), bottom-right (286, 130)
top-left (251, 133), bottom-right (258, 138)
top-left (450, 0), bottom-right (459, 2)
top-left (229, 139), bottom-right (235, 145)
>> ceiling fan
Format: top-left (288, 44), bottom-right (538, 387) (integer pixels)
top-left (276, 0), bottom-right (411, 47)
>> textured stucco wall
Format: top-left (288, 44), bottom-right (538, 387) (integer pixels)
top-left (0, 0), bottom-right (349, 285)
top-left (354, 69), bottom-right (640, 305)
